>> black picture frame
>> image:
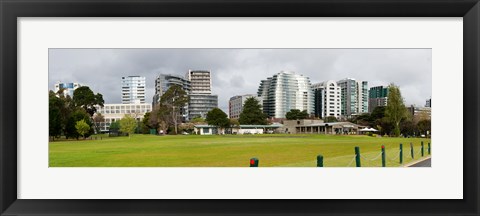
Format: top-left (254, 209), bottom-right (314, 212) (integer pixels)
top-left (1, 0), bottom-right (479, 215)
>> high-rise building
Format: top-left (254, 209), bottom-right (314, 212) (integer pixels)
top-left (425, 98), bottom-right (431, 107)
top-left (257, 78), bottom-right (272, 117)
top-left (121, 76), bottom-right (146, 104)
top-left (153, 74), bottom-right (191, 105)
top-left (152, 74), bottom-right (191, 121)
top-left (368, 85), bottom-right (389, 113)
top-left (185, 70), bottom-right (212, 94)
top-left (54, 82), bottom-right (81, 97)
top-left (257, 71), bottom-right (314, 119)
top-left (358, 81), bottom-right (369, 114)
top-left (312, 81), bottom-right (341, 119)
top-left (185, 70), bottom-right (218, 119)
top-left (337, 78), bottom-right (368, 117)
top-left (188, 94), bottom-right (218, 119)
top-left (229, 94), bottom-right (262, 119)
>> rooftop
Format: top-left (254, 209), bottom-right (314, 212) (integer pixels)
top-left (195, 124), bottom-right (283, 128)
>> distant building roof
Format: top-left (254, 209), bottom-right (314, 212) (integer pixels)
top-left (194, 124), bottom-right (283, 128)
top-left (299, 122), bottom-right (363, 127)
top-left (194, 125), bottom-right (218, 128)
top-left (239, 124), bottom-right (283, 128)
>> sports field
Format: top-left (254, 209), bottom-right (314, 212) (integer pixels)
top-left (49, 134), bottom-right (431, 167)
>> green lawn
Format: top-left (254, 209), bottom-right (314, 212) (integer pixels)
top-left (49, 134), bottom-right (431, 167)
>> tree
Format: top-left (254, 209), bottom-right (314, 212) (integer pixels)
top-left (49, 90), bottom-right (78, 140)
top-left (147, 107), bottom-right (160, 130)
top-left (75, 119), bottom-right (90, 139)
top-left (285, 109), bottom-right (309, 120)
top-left (109, 121), bottom-right (120, 135)
top-left (205, 108), bottom-right (229, 134)
top-left (352, 113), bottom-right (372, 126)
top-left (119, 115), bottom-right (137, 138)
top-left (72, 86), bottom-right (105, 117)
top-left (49, 91), bottom-right (64, 140)
top-left (400, 120), bottom-right (417, 137)
top-left (190, 116), bottom-right (207, 125)
top-left (385, 84), bottom-right (407, 137)
top-left (178, 122), bottom-right (195, 134)
top-left (324, 116), bottom-right (338, 123)
top-left (239, 97), bottom-right (268, 125)
top-left (93, 113), bottom-right (105, 133)
top-left (229, 118), bottom-right (240, 128)
top-left (371, 106), bottom-right (386, 120)
top-left (65, 109), bottom-right (93, 139)
top-left (140, 112), bottom-right (153, 134)
top-left (156, 104), bottom-right (171, 134)
top-left (417, 119), bottom-right (431, 137)
top-left (376, 117), bottom-right (394, 136)
top-left (59, 93), bottom-right (75, 136)
top-left (159, 85), bottom-right (188, 135)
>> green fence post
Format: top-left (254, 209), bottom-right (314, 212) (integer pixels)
top-left (355, 146), bottom-right (361, 167)
top-left (317, 155), bottom-right (324, 167)
top-left (410, 142), bottom-right (414, 159)
top-left (250, 158), bottom-right (259, 167)
top-left (421, 141), bottom-right (424, 157)
top-left (428, 142), bottom-right (431, 155)
top-left (399, 143), bottom-right (403, 164)
top-left (381, 145), bottom-right (386, 167)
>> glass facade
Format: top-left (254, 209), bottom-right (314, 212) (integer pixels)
top-left (184, 70), bottom-right (218, 120)
top-left (368, 85), bottom-right (388, 113)
top-left (188, 94), bottom-right (218, 119)
top-left (54, 82), bottom-right (81, 98)
top-left (122, 76), bottom-right (146, 104)
top-left (338, 78), bottom-right (368, 117)
top-left (153, 74), bottom-right (191, 121)
top-left (229, 94), bottom-right (260, 119)
top-left (153, 74), bottom-right (191, 105)
top-left (257, 78), bottom-right (272, 117)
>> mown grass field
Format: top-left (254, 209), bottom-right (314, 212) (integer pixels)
top-left (49, 134), bottom-right (431, 167)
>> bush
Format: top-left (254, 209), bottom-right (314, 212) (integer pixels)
top-left (167, 126), bottom-right (177, 135)
top-left (367, 132), bottom-right (373, 136)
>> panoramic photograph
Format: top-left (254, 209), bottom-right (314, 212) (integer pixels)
top-left (48, 48), bottom-right (432, 167)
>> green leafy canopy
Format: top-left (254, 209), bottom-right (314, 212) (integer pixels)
top-left (239, 97), bottom-right (267, 125)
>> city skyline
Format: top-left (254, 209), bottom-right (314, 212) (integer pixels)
top-left (49, 48), bottom-right (432, 114)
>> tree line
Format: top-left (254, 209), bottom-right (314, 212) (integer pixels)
top-left (141, 86), bottom-right (268, 135)
top-left (49, 86), bottom-right (104, 140)
top-left (283, 84), bottom-right (431, 137)
top-left (50, 83), bottom-right (430, 138)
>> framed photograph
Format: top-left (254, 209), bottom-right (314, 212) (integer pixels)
top-left (1, 0), bottom-right (479, 215)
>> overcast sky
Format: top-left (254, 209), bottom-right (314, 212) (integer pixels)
top-left (49, 49), bottom-right (432, 113)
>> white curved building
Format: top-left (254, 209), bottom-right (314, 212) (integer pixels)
top-left (257, 71), bottom-right (314, 118)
